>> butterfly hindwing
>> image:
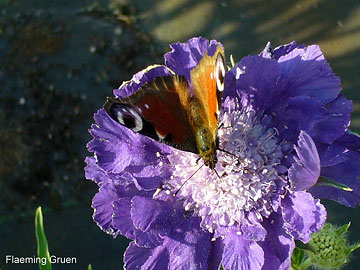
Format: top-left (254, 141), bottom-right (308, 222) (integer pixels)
top-left (104, 75), bottom-right (199, 153)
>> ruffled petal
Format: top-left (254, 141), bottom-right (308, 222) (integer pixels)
top-left (113, 198), bottom-right (163, 248)
top-left (131, 196), bottom-right (173, 235)
top-left (259, 212), bottom-right (294, 270)
top-left (271, 41), bottom-right (305, 61)
top-left (221, 228), bottom-right (264, 270)
top-left (281, 191), bottom-right (326, 242)
top-left (273, 96), bottom-right (327, 142)
top-left (168, 225), bottom-right (212, 270)
top-left (208, 238), bottom-right (223, 270)
top-left (92, 181), bottom-right (120, 235)
top-left (129, 163), bottom-right (171, 191)
top-left (240, 212), bottom-right (267, 241)
top-left (124, 218), bottom-right (213, 270)
top-left (232, 55), bottom-right (281, 113)
top-left (164, 37), bottom-right (220, 81)
top-left (124, 241), bottom-right (169, 270)
top-left (335, 130), bottom-right (360, 150)
top-left (310, 95), bottom-right (352, 144)
top-left (88, 109), bottom-right (170, 175)
top-left (309, 131), bottom-right (360, 207)
top-left (84, 156), bottom-right (110, 186)
top-left (277, 46), bottom-right (341, 104)
top-left (316, 141), bottom-right (348, 167)
top-left (289, 131), bottom-right (320, 191)
top-left (310, 152), bottom-right (360, 207)
top-left (112, 198), bottom-right (137, 240)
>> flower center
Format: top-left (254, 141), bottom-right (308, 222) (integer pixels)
top-left (164, 102), bottom-right (290, 232)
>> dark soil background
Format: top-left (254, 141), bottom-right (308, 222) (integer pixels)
top-left (0, 0), bottom-right (359, 269)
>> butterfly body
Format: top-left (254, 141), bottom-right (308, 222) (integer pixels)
top-left (187, 96), bottom-right (218, 168)
top-left (104, 45), bottom-right (225, 169)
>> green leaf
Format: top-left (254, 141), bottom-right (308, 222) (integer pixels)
top-left (291, 248), bottom-right (312, 270)
top-left (350, 242), bottom-right (360, 253)
top-left (35, 207), bottom-right (52, 270)
top-left (335, 222), bottom-right (351, 236)
top-left (88, 264), bottom-right (93, 270)
top-left (292, 247), bottom-right (305, 265)
top-left (316, 176), bottom-right (353, 191)
top-left (294, 240), bottom-right (316, 254)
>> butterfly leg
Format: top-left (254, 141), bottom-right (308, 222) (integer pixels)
top-left (196, 157), bottom-right (201, 165)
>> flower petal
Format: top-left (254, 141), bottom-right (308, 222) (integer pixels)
top-left (113, 198), bottom-right (137, 240)
top-left (208, 238), bottom-right (223, 270)
top-left (335, 130), bottom-right (360, 150)
top-left (278, 46), bottom-right (341, 104)
top-left (281, 191), bottom-right (326, 242)
top-left (310, 152), bottom-right (360, 207)
top-left (289, 131), bottom-right (320, 191)
top-left (113, 198), bottom-right (163, 248)
top-left (309, 131), bottom-right (360, 207)
top-left (271, 41), bottom-right (305, 60)
top-left (221, 228), bottom-right (264, 270)
top-left (124, 241), bottom-right (169, 270)
top-left (85, 156), bottom-right (110, 186)
top-left (92, 181), bottom-right (119, 235)
top-left (259, 212), bottom-right (294, 270)
top-left (129, 163), bottom-right (171, 191)
top-left (164, 37), bottom-right (220, 81)
top-left (273, 96), bottom-right (327, 142)
top-left (88, 109), bottom-right (170, 175)
top-left (131, 196), bottom-right (173, 235)
top-left (316, 141), bottom-right (348, 167)
top-left (124, 217), bottom-right (213, 270)
top-left (310, 95), bottom-right (352, 144)
top-left (169, 226), bottom-right (212, 270)
top-left (240, 212), bottom-right (267, 241)
top-left (232, 55), bottom-right (281, 113)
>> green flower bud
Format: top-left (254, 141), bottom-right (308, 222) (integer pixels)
top-left (307, 223), bottom-right (360, 269)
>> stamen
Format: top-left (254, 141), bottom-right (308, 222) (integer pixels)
top-left (164, 105), bottom-right (288, 234)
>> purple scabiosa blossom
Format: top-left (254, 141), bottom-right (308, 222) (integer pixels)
top-left (85, 37), bottom-right (360, 270)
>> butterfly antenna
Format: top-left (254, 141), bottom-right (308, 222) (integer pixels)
top-left (217, 147), bottom-right (244, 168)
top-left (218, 147), bottom-right (238, 158)
top-left (213, 168), bottom-right (220, 178)
top-left (174, 163), bottom-right (205, 196)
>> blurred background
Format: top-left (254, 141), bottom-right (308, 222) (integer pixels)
top-left (0, 0), bottom-right (359, 269)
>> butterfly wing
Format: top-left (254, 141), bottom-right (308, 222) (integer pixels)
top-left (190, 45), bottom-right (225, 137)
top-left (104, 75), bottom-right (199, 153)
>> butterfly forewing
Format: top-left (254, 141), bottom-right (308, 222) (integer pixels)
top-left (190, 45), bottom-right (225, 135)
top-left (104, 75), bottom-right (199, 153)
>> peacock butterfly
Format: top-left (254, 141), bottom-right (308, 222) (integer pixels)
top-left (104, 45), bottom-right (225, 169)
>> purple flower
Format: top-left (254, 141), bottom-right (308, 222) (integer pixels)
top-left (85, 38), bottom-right (360, 269)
